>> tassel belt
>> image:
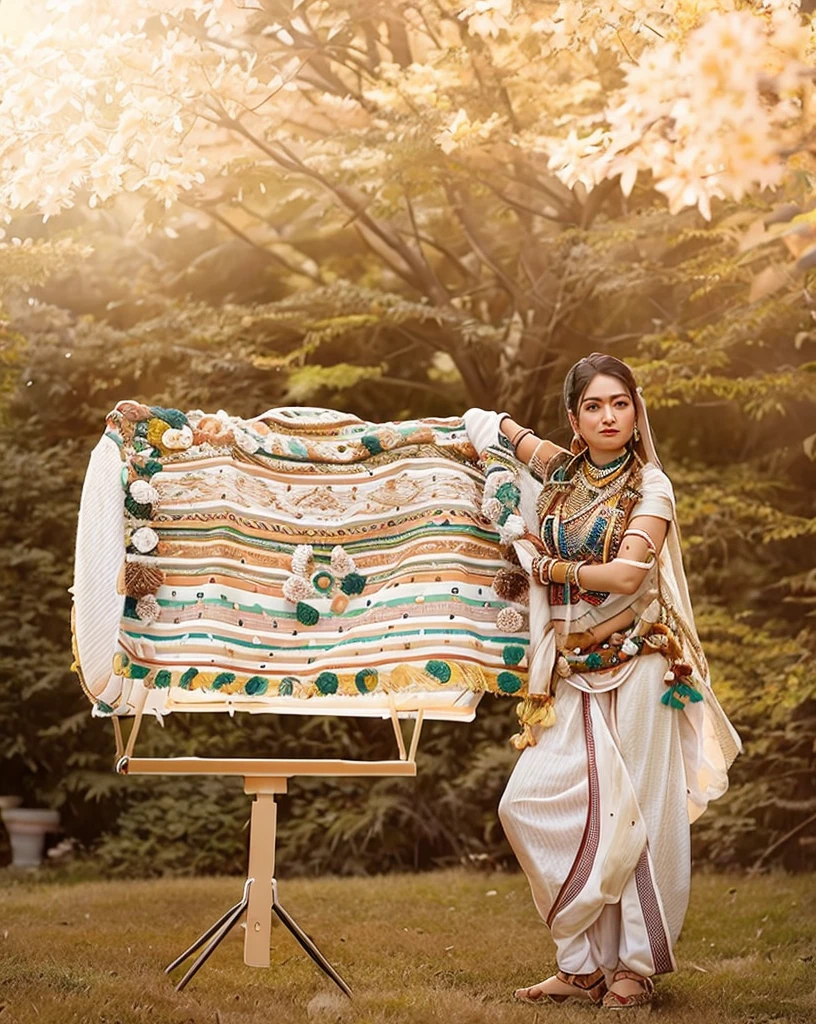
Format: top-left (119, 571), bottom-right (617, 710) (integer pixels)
top-left (510, 621), bottom-right (702, 751)
top-left (556, 621), bottom-right (683, 677)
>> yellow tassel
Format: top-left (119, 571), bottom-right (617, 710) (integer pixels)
top-left (516, 695), bottom-right (556, 727)
top-left (510, 695), bottom-right (556, 749)
top-left (510, 723), bottom-right (536, 750)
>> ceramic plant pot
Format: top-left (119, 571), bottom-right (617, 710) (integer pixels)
top-left (1, 808), bottom-right (60, 868)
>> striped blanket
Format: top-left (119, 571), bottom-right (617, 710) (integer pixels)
top-left (72, 403), bottom-right (530, 719)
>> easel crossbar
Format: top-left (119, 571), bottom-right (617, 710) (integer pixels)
top-left (120, 757), bottom-right (417, 777)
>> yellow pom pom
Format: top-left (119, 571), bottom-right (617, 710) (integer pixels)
top-left (147, 418), bottom-right (170, 452)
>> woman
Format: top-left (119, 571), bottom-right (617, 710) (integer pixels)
top-left (464, 353), bottom-right (740, 1009)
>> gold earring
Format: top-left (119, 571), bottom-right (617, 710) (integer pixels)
top-left (633, 422), bottom-right (640, 443)
top-left (570, 432), bottom-right (587, 455)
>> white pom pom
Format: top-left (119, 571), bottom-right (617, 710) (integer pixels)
top-left (621, 638), bottom-right (639, 656)
top-left (131, 527), bottom-right (159, 553)
top-left (481, 497), bottom-right (502, 521)
top-left (136, 594), bottom-right (160, 624)
top-left (498, 514), bottom-right (526, 544)
top-left (130, 480), bottom-right (159, 505)
top-left (330, 544), bottom-right (355, 574)
top-left (496, 607), bottom-right (523, 633)
top-left (283, 575), bottom-right (314, 603)
top-left (161, 425), bottom-right (194, 450)
top-left (291, 544), bottom-right (314, 577)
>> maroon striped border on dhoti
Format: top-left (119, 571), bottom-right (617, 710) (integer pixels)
top-left (547, 692), bottom-right (601, 927)
top-left (634, 847), bottom-right (674, 975)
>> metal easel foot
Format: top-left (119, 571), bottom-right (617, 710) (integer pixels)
top-left (271, 879), bottom-right (353, 998)
top-left (165, 879), bottom-right (252, 991)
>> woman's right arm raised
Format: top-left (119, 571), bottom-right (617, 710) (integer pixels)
top-left (497, 415), bottom-right (566, 466)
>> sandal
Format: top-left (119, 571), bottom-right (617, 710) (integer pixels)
top-left (602, 969), bottom-right (655, 1008)
top-left (514, 967), bottom-right (607, 1005)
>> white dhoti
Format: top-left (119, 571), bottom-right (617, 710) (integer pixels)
top-left (499, 653), bottom-right (690, 977)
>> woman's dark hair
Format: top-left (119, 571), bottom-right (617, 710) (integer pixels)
top-left (563, 352), bottom-right (638, 416)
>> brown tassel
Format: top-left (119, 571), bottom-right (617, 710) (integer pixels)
top-left (493, 567), bottom-right (529, 602)
top-left (124, 561), bottom-right (166, 598)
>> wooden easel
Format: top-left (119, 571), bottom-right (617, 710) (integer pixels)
top-left (113, 702), bottom-right (426, 995)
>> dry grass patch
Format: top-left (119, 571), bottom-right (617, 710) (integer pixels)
top-left (0, 870), bottom-right (813, 1023)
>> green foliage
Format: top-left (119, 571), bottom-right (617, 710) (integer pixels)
top-left (1, 159), bottom-right (815, 877)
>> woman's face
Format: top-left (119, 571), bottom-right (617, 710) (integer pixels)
top-left (569, 373), bottom-right (636, 454)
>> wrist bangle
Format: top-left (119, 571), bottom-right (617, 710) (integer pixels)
top-left (533, 555), bottom-right (553, 585)
top-left (510, 426), bottom-right (534, 449)
top-left (549, 560), bottom-right (569, 585)
top-left (566, 560), bottom-right (587, 591)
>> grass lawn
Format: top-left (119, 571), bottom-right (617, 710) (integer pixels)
top-left (0, 869), bottom-right (813, 1024)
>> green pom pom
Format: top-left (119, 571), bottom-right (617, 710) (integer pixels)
top-left (425, 660), bottom-right (451, 683)
top-left (95, 701), bottom-right (114, 716)
top-left (124, 494), bottom-right (152, 519)
top-left (129, 663), bottom-right (150, 679)
top-left (123, 596), bottom-right (139, 618)
top-left (315, 671), bottom-right (339, 695)
top-left (279, 676), bottom-right (297, 696)
top-left (502, 645), bottom-right (525, 666)
top-left (245, 676), bottom-right (269, 696)
top-left (296, 602), bottom-right (320, 625)
top-left (134, 459), bottom-right (163, 478)
top-left (496, 482), bottom-right (520, 506)
top-left (179, 668), bottom-right (198, 689)
top-left (355, 668), bottom-right (379, 694)
top-left (212, 672), bottom-right (236, 690)
top-left (149, 406), bottom-right (188, 429)
top-left (312, 570), bottom-right (335, 593)
top-left (585, 652), bottom-right (603, 670)
top-left (497, 671), bottom-right (522, 694)
top-left (361, 434), bottom-right (384, 455)
top-left (340, 572), bottom-right (366, 595)
top-left (154, 670), bottom-right (172, 689)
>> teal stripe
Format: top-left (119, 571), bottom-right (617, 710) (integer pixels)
top-left (124, 627), bottom-right (526, 652)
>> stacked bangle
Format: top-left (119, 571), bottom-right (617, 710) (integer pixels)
top-left (510, 426), bottom-right (534, 449)
top-left (565, 560), bottom-right (587, 590)
top-left (531, 556), bottom-right (588, 591)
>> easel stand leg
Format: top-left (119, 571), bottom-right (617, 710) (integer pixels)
top-left (165, 776), bottom-right (352, 998)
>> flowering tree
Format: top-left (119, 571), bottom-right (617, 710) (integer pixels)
top-left (1, 0), bottom-right (815, 410)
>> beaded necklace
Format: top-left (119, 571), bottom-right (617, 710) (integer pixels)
top-left (582, 450), bottom-right (632, 486)
top-left (537, 449), bottom-right (644, 606)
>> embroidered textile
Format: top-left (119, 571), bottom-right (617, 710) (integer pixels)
top-left (73, 403), bottom-right (533, 717)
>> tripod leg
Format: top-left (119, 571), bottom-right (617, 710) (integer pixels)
top-left (165, 898), bottom-right (244, 975)
top-left (272, 893), bottom-right (353, 999)
top-left (175, 896), bottom-right (249, 992)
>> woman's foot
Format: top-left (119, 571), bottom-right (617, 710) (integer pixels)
top-left (514, 967), bottom-right (607, 1004)
top-left (602, 969), bottom-right (654, 1008)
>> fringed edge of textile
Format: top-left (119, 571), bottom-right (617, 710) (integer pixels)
top-left (109, 652), bottom-right (529, 703)
top-left (510, 693), bottom-right (556, 750)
